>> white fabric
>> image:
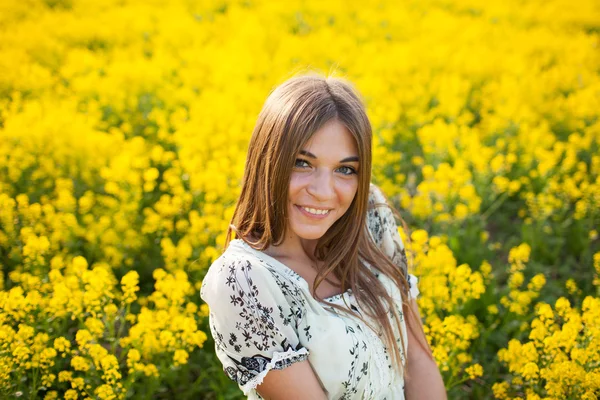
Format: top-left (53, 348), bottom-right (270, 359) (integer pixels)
top-left (240, 347), bottom-right (310, 395)
top-left (200, 184), bottom-right (419, 399)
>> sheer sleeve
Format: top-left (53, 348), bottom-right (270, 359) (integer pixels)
top-left (200, 255), bottom-right (309, 395)
top-left (367, 183), bottom-right (420, 300)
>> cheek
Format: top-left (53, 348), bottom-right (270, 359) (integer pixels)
top-left (288, 174), bottom-right (305, 199)
top-left (337, 180), bottom-right (359, 206)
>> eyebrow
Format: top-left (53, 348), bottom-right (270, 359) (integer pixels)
top-left (299, 150), bottom-right (359, 163)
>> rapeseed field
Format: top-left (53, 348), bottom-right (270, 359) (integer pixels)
top-left (0, 0), bottom-right (598, 398)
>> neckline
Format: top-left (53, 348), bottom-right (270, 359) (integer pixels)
top-left (231, 239), bottom-right (351, 302)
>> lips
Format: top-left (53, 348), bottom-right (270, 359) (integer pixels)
top-left (295, 205), bottom-right (332, 218)
top-left (298, 205), bottom-right (332, 211)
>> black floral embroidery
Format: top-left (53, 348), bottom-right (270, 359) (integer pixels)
top-left (367, 185), bottom-right (411, 289)
top-left (303, 325), bottom-right (312, 341)
top-left (206, 257), bottom-right (311, 390)
top-left (272, 352), bottom-right (308, 370)
top-left (339, 322), bottom-right (368, 399)
top-left (241, 355), bottom-right (270, 372)
top-left (225, 260), bottom-right (280, 352)
top-left (203, 183), bottom-right (414, 399)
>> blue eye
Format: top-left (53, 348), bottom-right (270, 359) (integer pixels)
top-left (338, 166), bottom-right (357, 175)
top-left (294, 159), bottom-right (357, 175)
top-left (295, 159), bottom-right (310, 168)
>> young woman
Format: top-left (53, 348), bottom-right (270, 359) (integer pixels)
top-left (200, 74), bottom-right (446, 399)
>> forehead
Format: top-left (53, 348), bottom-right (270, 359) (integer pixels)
top-left (301, 119), bottom-right (358, 156)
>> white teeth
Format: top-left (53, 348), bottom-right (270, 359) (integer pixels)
top-left (301, 206), bottom-right (330, 215)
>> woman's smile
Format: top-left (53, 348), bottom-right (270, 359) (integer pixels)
top-left (285, 118), bottom-right (359, 241)
top-left (295, 204), bottom-right (332, 219)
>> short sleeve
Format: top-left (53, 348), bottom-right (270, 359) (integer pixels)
top-left (367, 183), bottom-right (420, 300)
top-left (200, 255), bottom-right (309, 395)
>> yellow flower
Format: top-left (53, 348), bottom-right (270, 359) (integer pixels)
top-left (152, 268), bottom-right (167, 281)
top-left (536, 303), bottom-right (554, 321)
top-left (0, 0), bottom-right (598, 396)
top-left (492, 381), bottom-right (509, 399)
top-left (487, 305), bottom-right (499, 315)
top-left (555, 297), bottom-right (571, 318)
top-left (173, 349), bottom-right (189, 366)
top-left (12, 346), bottom-right (31, 367)
top-left (44, 391), bottom-right (58, 400)
top-left (75, 329), bottom-right (93, 349)
top-left (39, 348), bottom-right (57, 369)
top-left (508, 243), bottom-right (531, 272)
top-left (565, 279), bottom-right (580, 295)
top-left (509, 272), bottom-right (524, 289)
top-left (453, 203), bottom-right (469, 220)
top-left (100, 354), bottom-right (122, 384)
top-left (41, 373), bottom-right (56, 387)
top-left (199, 303), bottom-right (210, 317)
top-left (520, 362), bottom-right (539, 381)
top-left (71, 377), bottom-right (85, 391)
top-left (85, 317), bottom-right (105, 338)
top-left (121, 270), bottom-right (140, 304)
top-left (95, 384), bottom-right (117, 400)
top-left (71, 356), bottom-right (90, 372)
top-left (527, 274), bottom-right (546, 292)
top-left (465, 363), bottom-right (483, 380)
top-left (410, 229), bottom-right (429, 245)
top-left (71, 256), bottom-right (88, 275)
top-left (58, 370), bottom-right (73, 382)
top-left (159, 330), bottom-right (176, 349)
top-left (525, 390), bottom-right (541, 400)
top-left (143, 363), bottom-right (159, 377)
top-left (412, 156), bottom-right (425, 166)
top-left (127, 348), bottom-right (141, 363)
top-left (104, 303), bottom-right (118, 318)
top-left (512, 376), bottom-right (523, 385)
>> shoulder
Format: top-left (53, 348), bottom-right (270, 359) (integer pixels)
top-left (367, 183), bottom-right (393, 222)
top-left (365, 183), bottom-right (409, 278)
top-left (368, 182), bottom-right (387, 204)
top-left (366, 183), bottom-right (395, 246)
top-left (200, 242), bottom-right (280, 305)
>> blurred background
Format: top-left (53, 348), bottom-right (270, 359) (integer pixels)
top-left (0, 0), bottom-right (599, 398)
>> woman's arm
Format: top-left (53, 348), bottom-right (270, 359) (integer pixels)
top-left (404, 298), bottom-right (447, 400)
top-left (256, 359), bottom-right (328, 400)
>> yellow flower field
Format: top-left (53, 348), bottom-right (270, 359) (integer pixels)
top-left (0, 0), bottom-right (598, 398)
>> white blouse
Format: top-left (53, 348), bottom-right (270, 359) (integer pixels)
top-left (200, 184), bottom-right (419, 399)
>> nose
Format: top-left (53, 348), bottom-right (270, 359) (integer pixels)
top-left (306, 168), bottom-right (335, 201)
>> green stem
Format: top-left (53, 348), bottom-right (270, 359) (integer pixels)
top-left (481, 192), bottom-right (509, 221)
top-left (117, 303), bottom-right (130, 339)
top-left (29, 368), bottom-right (38, 400)
top-left (447, 373), bottom-right (474, 390)
top-left (109, 311), bottom-right (117, 355)
top-left (111, 303), bottom-right (130, 355)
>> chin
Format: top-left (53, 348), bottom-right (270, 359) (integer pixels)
top-left (301, 233), bottom-right (326, 240)
top-left (293, 227), bottom-right (329, 241)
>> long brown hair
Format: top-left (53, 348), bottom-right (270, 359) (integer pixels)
top-left (224, 72), bottom-right (432, 379)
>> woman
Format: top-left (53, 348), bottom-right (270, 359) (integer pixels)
top-left (200, 73), bottom-right (446, 399)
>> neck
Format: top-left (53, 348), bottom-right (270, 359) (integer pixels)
top-left (267, 231), bottom-right (320, 263)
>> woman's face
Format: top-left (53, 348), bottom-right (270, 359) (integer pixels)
top-left (287, 119), bottom-right (360, 242)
